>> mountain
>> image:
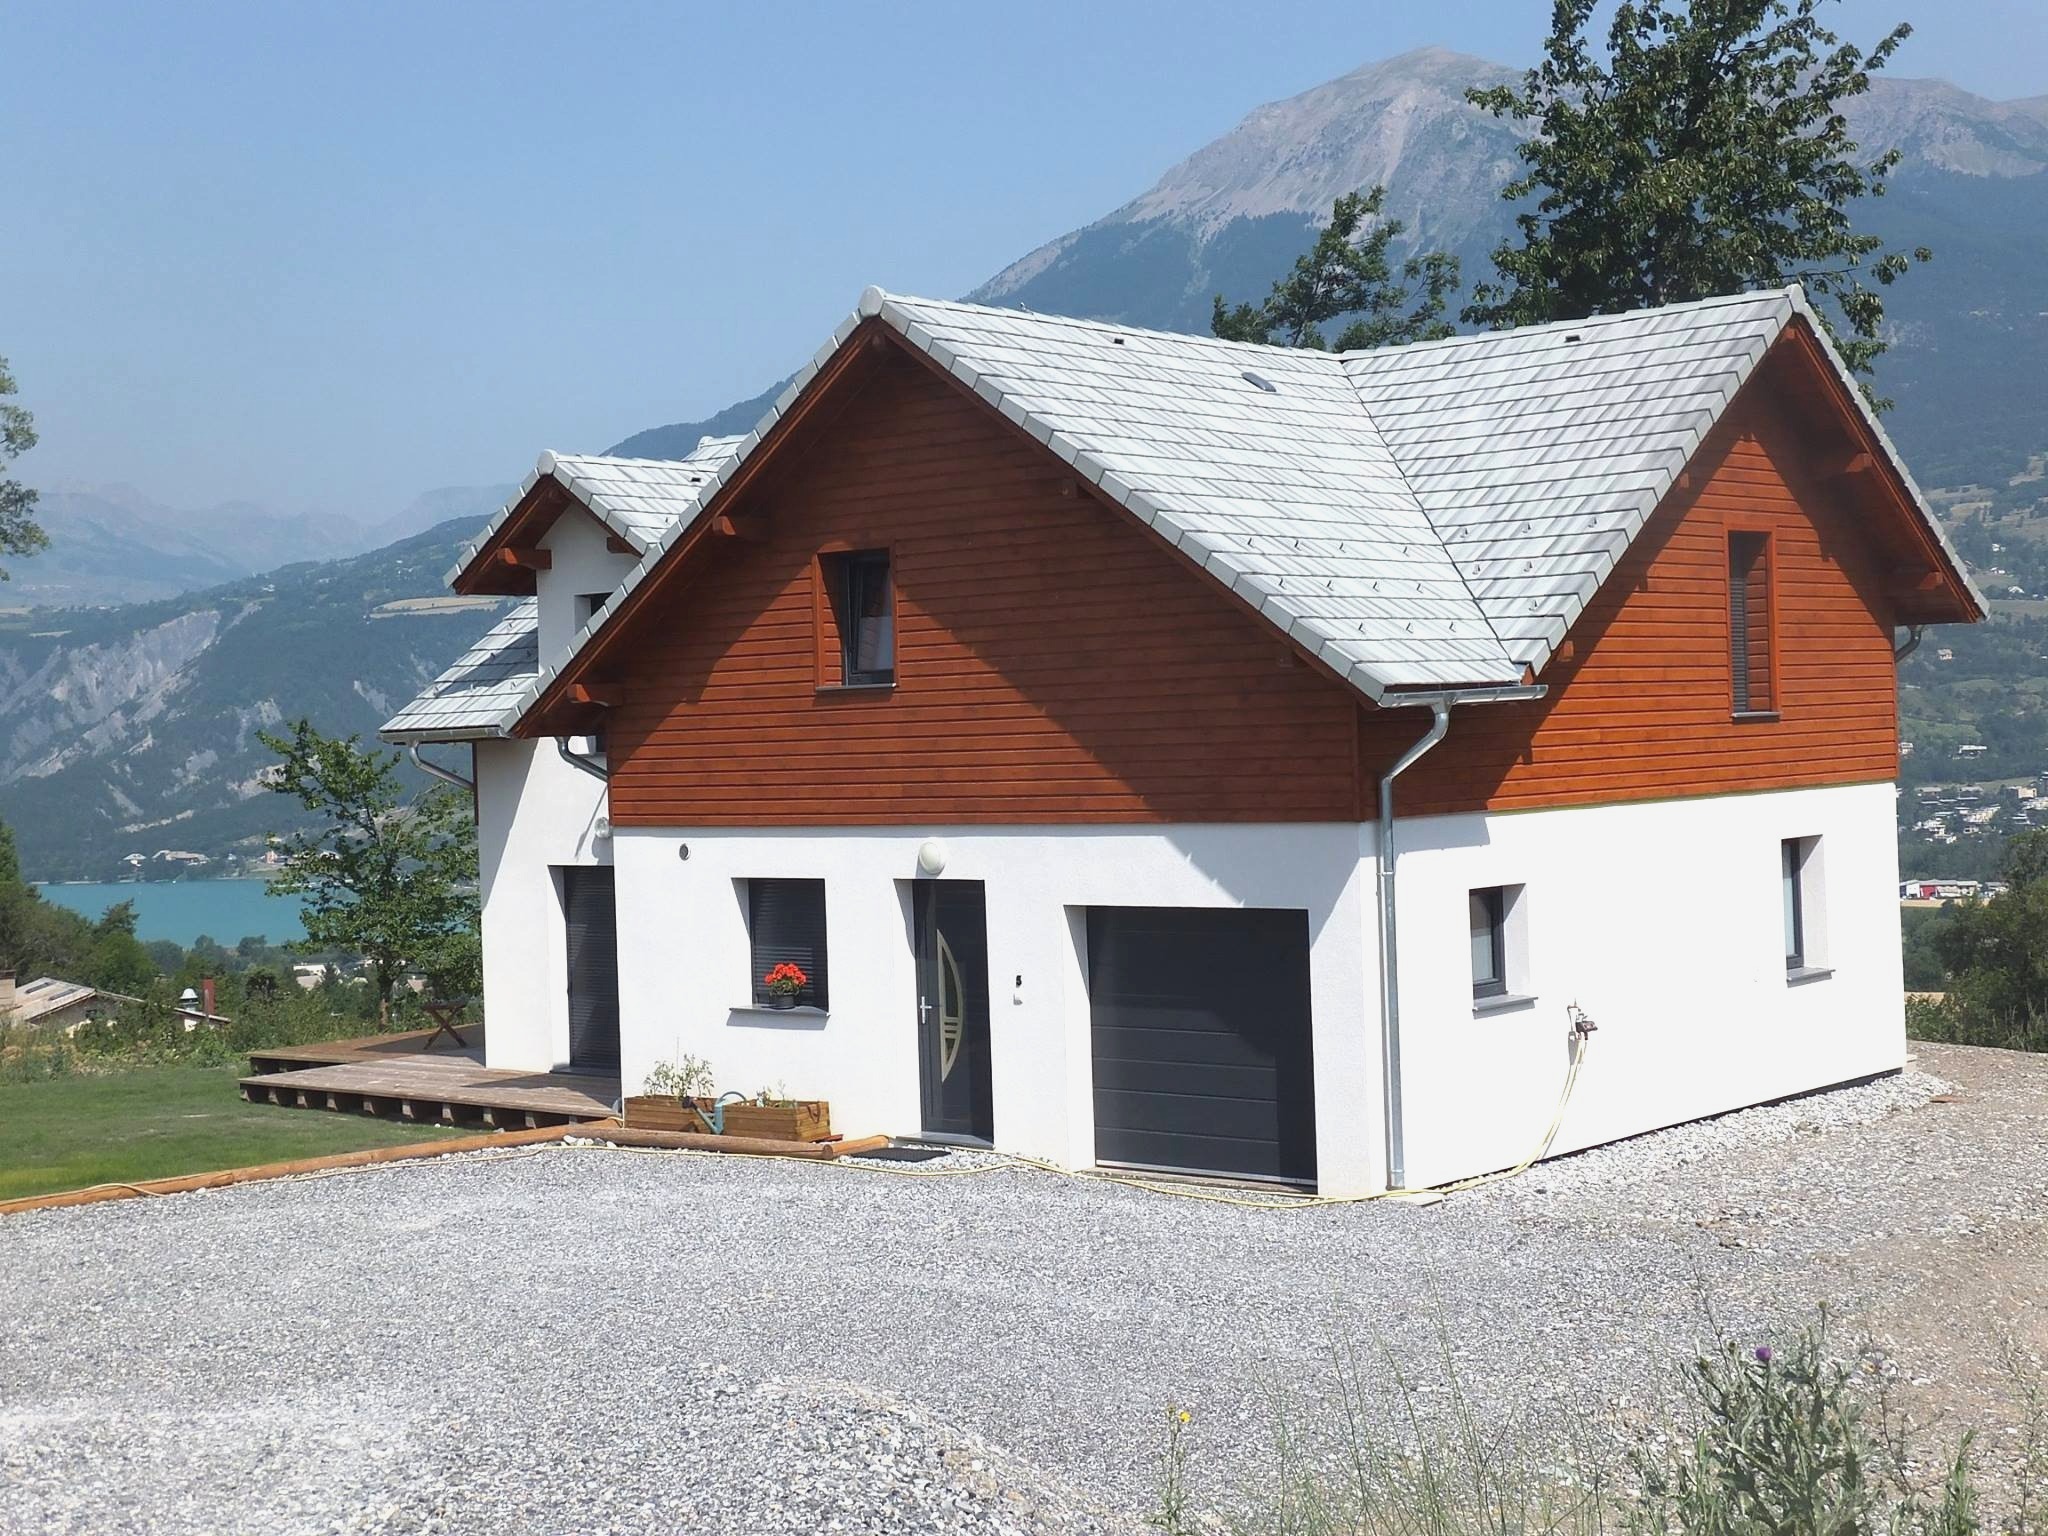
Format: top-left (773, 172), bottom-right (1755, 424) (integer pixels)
top-left (5, 482), bottom-right (516, 609)
top-left (964, 48), bottom-right (2048, 494)
top-left (0, 519), bottom-right (508, 879)
top-left (610, 49), bottom-right (2048, 498)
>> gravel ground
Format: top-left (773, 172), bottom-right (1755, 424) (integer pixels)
top-left (2, 1042), bottom-right (2043, 1535)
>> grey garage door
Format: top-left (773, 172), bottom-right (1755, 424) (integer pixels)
top-left (1087, 906), bottom-right (1316, 1185)
top-left (561, 866), bottom-right (620, 1073)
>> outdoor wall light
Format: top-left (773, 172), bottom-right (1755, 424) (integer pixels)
top-left (592, 815), bottom-right (612, 841)
top-left (916, 838), bottom-right (947, 877)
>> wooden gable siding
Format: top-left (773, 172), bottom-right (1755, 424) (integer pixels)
top-left (1373, 394), bottom-right (1900, 818)
top-left (601, 349), bottom-right (1362, 826)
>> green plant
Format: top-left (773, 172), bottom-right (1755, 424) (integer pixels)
top-left (644, 1055), bottom-right (714, 1101)
top-left (1161, 1312), bottom-right (2037, 1536)
top-left (1149, 1405), bottom-right (1195, 1536)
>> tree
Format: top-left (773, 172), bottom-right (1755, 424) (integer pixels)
top-left (258, 720), bottom-right (478, 1028)
top-left (1211, 187), bottom-right (1458, 352)
top-left (0, 355), bottom-right (45, 579)
top-left (89, 902), bottom-right (158, 995)
top-left (1464, 0), bottom-right (1929, 403)
top-left (1925, 830), bottom-right (2048, 1051)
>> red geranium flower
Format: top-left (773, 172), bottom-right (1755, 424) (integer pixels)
top-left (763, 961), bottom-right (808, 992)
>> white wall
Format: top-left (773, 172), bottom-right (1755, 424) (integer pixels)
top-left (472, 510), bottom-right (636, 1074)
top-left (1383, 780), bottom-right (1904, 1189)
top-left (473, 735), bottom-right (611, 1074)
top-left (535, 510), bottom-right (639, 669)
top-left (608, 824), bottom-right (1383, 1193)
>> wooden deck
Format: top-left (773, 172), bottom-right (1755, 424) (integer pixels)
top-left (242, 1027), bottom-right (619, 1130)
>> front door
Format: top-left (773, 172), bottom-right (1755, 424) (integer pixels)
top-left (561, 866), bottom-right (620, 1073)
top-left (914, 880), bottom-right (993, 1141)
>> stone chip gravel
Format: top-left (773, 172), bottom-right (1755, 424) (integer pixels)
top-left (2, 1044), bottom-right (2043, 1534)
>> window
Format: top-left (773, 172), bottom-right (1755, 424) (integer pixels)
top-left (1470, 886), bottom-right (1509, 1000)
top-left (1781, 840), bottom-right (1804, 968)
top-left (1781, 837), bottom-right (1828, 978)
top-left (1728, 531), bottom-right (1775, 715)
top-left (575, 592), bottom-right (611, 629)
top-left (747, 878), bottom-right (828, 1008)
top-left (821, 549), bottom-right (893, 686)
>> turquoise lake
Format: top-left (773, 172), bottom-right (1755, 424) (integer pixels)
top-left (32, 879), bottom-right (308, 947)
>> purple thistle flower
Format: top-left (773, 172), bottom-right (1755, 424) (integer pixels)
top-left (1754, 1346), bottom-right (1774, 1365)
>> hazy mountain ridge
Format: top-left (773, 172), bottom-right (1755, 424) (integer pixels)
top-left (8, 481), bottom-right (514, 608)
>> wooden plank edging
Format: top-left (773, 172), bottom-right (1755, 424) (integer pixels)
top-left (0, 1124), bottom-right (891, 1218)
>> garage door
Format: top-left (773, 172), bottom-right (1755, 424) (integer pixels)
top-left (561, 866), bottom-right (620, 1073)
top-left (1087, 906), bottom-right (1315, 1185)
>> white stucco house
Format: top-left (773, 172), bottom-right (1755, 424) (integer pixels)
top-left (383, 286), bottom-right (1981, 1196)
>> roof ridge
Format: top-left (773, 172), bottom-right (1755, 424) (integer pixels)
top-left (1336, 285), bottom-right (1804, 362)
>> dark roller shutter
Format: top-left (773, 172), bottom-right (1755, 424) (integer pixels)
top-left (561, 866), bottom-right (620, 1072)
top-left (748, 878), bottom-right (828, 1008)
top-left (1088, 906), bottom-right (1315, 1185)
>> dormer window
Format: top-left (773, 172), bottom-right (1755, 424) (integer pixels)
top-left (821, 550), bottom-right (893, 687)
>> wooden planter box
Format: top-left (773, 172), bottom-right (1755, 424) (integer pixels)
top-left (621, 1095), bottom-right (832, 1142)
top-left (622, 1095), bottom-right (718, 1133)
top-left (721, 1100), bottom-right (832, 1143)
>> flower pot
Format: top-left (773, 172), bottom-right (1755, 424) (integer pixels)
top-left (762, 992), bottom-right (799, 1011)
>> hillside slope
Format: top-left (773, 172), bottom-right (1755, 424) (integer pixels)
top-left (0, 520), bottom-right (506, 879)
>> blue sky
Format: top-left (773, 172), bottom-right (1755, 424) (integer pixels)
top-left (2, 1), bottom-right (2039, 520)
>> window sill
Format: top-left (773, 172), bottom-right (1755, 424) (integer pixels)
top-left (1472, 992), bottom-right (1538, 1016)
top-left (1785, 965), bottom-right (1834, 986)
top-left (729, 1004), bottom-right (829, 1020)
top-left (1731, 710), bottom-right (1780, 723)
top-left (815, 682), bottom-right (895, 696)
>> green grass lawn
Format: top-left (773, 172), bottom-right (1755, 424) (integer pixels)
top-left (0, 1065), bottom-right (463, 1201)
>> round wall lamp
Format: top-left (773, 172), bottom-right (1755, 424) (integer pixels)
top-left (916, 838), bottom-right (948, 877)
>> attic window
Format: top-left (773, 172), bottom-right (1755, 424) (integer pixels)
top-left (1728, 531), bottom-right (1776, 716)
top-left (1241, 370), bottom-right (1277, 393)
top-left (819, 549), bottom-right (894, 688)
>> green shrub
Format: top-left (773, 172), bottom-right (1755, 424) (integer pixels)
top-left (1165, 1315), bottom-right (2039, 1536)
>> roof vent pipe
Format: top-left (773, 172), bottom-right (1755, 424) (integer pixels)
top-left (1377, 699), bottom-right (1451, 1192)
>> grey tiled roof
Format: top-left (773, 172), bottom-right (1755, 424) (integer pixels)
top-left (444, 434), bottom-right (745, 588)
top-left (380, 599), bottom-right (539, 742)
top-left (515, 283), bottom-right (1977, 718)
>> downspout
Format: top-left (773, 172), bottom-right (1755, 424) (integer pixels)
top-left (1893, 624), bottom-right (1925, 662)
top-left (1376, 700), bottom-right (1451, 1193)
top-left (1371, 681), bottom-right (1546, 1191)
top-left (555, 735), bottom-right (610, 782)
top-left (408, 742), bottom-right (475, 793)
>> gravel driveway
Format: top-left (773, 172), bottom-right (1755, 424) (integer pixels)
top-left (2, 1042), bottom-right (2043, 1535)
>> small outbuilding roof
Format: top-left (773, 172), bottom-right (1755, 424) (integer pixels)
top-left (11, 977), bottom-right (98, 1024)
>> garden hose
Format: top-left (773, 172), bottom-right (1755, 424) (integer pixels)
top-left (563, 1004), bottom-right (1598, 1212)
